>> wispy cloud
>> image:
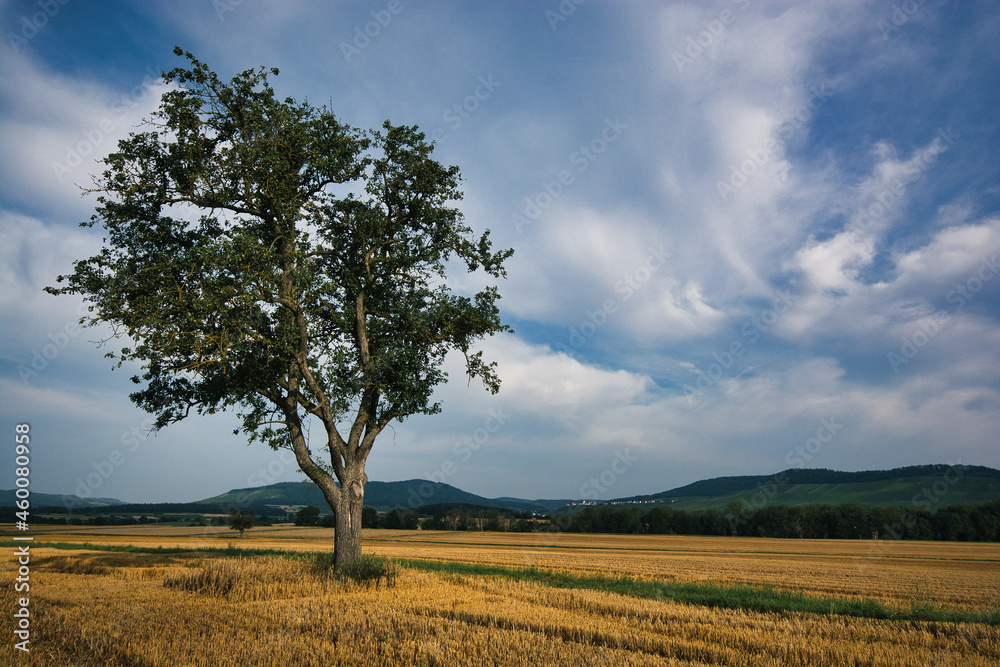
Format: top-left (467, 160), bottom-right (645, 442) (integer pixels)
top-left (1, 0), bottom-right (997, 502)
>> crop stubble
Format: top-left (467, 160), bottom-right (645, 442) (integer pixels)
top-left (3, 527), bottom-right (998, 665)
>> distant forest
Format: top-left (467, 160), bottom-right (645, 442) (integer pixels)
top-left (9, 499), bottom-right (999, 542)
top-left (556, 501), bottom-right (1000, 541)
top-left (400, 500), bottom-right (1000, 541)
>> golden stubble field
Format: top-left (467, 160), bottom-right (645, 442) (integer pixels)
top-left (3, 525), bottom-right (999, 666)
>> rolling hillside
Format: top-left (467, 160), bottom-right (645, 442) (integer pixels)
top-left (198, 480), bottom-right (570, 513)
top-left (6, 464), bottom-right (997, 514)
top-left (612, 465), bottom-right (1000, 512)
top-left (0, 489), bottom-right (125, 508)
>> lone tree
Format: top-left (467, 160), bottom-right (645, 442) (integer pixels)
top-left (47, 49), bottom-right (512, 567)
top-left (228, 508), bottom-right (256, 537)
top-left (294, 506), bottom-right (321, 527)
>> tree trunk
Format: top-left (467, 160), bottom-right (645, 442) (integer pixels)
top-left (333, 467), bottom-right (366, 568)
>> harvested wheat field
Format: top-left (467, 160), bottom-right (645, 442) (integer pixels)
top-left (3, 527), bottom-right (998, 665)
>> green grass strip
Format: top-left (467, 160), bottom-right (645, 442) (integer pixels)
top-left (396, 558), bottom-right (1000, 625)
top-left (28, 542), bottom-right (998, 625)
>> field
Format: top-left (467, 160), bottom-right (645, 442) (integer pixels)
top-left (3, 525), bottom-right (999, 666)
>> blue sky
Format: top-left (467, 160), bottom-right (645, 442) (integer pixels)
top-left (2, 0), bottom-right (998, 504)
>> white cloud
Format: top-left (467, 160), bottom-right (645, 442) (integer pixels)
top-left (492, 337), bottom-right (651, 415)
top-left (1, 1), bottom-right (997, 503)
top-left (779, 215), bottom-right (1000, 345)
top-left (793, 230), bottom-right (875, 293)
top-left (0, 212), bottom-right (108, 366)
top-left (893, 220), bottom-right (1000, 284)
top-left (0, 49), bottom-right (169, 219)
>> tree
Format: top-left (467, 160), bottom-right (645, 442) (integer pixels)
top-left (46, 48), bottom-right (513, 567)
top-left (361, 506), bottom-right (380, 529)
top-left (645, 505), bottom-right (678, 534)
top-left (295, 506), bottom-right (320, 527)
top-left (380, 507), bottom-right (418, 529)
top-left (228, 508), bottom-right (256, 537)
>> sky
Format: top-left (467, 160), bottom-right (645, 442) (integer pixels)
top-left (1, 0), bottom-right (998, 505)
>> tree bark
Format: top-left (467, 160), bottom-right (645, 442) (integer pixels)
top-left (333, 464), bottom-right (366, 568)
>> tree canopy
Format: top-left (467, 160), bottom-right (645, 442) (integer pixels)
top-left (228, 508), bottom-right (255, 537)
top-left (47, 48), bottom-right (513, 564)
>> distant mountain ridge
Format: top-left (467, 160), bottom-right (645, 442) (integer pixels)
top-left (198, 464), bottom-right (1000, 514)
top-left (198, 479), bottom-right (572, 513)
top-left (619, 464), bottom-right (999, 501)
top-left (5, 464), bottom-right (998, 512)
top-left (0, 489), bottom-right (125, 508)
top-left (612, 464), bottom-right (1000, 512)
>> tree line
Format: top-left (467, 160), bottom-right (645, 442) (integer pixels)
top-left (294, 506), bottom-right (423, 530)
top-left (287, 501), bottom-right (1000, 541)
top-left (560, 501), bottom-right (1000, 541)
top-left (295, 505), bottom-right (536, 532)
top-left (14, 500), bottom-right (997, 541)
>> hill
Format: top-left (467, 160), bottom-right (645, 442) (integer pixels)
top-left (0, 489), bottom-right (125, 508)
top-left (199, 480), bottom-right (570, 514)
top-left (6, 464), bottom-right (998, 514)
top-left (611, 465), bottom-right (1000, 511)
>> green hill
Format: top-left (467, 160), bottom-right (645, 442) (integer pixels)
top-left (12, 464), bottom-right (996, 515)
top-left (199, 480), bottom-right (568, 513)
top-left (615, 465), bottom-right (1000, 512)
top-left (0, 489), bottom-right (125, 508)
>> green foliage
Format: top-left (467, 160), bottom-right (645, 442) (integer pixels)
top-left (309, 551), bottom-right (337, 576)
top-left (44, 48), bottom-right (513, 563)
top-left (47, 48), bottom-right (511, 443)
top-left (906, 581), bottom-right (939, 621)
top-left (311, 552), bottom-right (397, 589)
top-left (555, 499), bottom-right (1000, 542)
top-left (294, 505), bottom-right (320, 526)
top-left (378, 507), bottom-right (418, 529)
top-left (361, 505), bottom-right (380, 528)
top-left (227, 508), bottom-right (255, 536)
